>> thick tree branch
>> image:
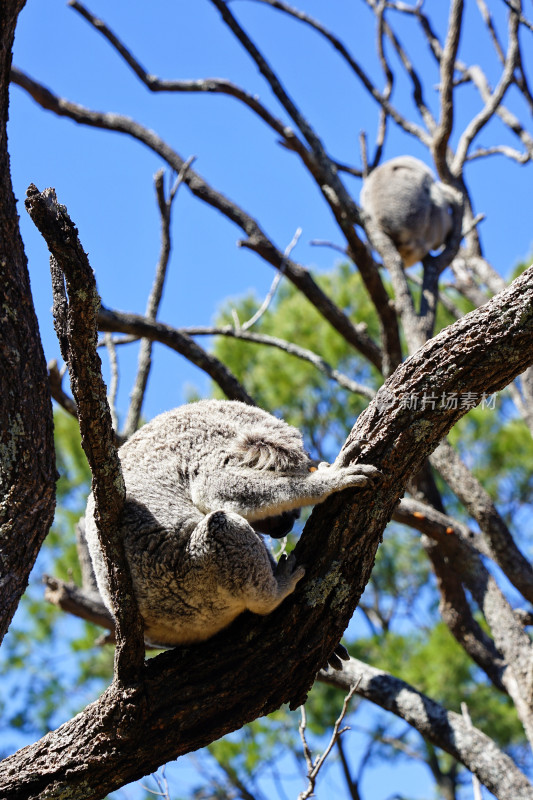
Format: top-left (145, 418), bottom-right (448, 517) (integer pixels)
top-left (2, 267), bottom-right (532, 798)
top-left (24, 185), bottom-right (145, 686)
top-left (320, 658), bottom-right (533, 800)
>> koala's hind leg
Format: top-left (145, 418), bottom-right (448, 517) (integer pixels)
top-left (190, 510), bottom-right (305, 618)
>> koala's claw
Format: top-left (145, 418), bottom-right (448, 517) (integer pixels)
top-left (341, 463), bottom-right (382, 488)
top-left (323, 643), bottom-right (350, 671)
top-left (276, 552), bottom-right (305, 583)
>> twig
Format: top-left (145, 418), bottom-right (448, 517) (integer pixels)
top-left (122, 159), bottom-right (194, 439)
top-left (98, 307), bottom-right (255, 405)
top-left (501, 0), bottom-right (533, 34)
top-left (298, 682), bottom-right (359, 800)
top-left (47, 359), bottom-right (78, 418)
top-left (240, 227), bottom-right (301, 330)
top-left (104, 333), bottom-right (119, 432)
top-left (24, 185), bottom-right (145, 685)
top-left (184, 325), bottom-right (376, 399)
top-left (309, 239), bottom-right (348, 257)
top-left (10, 67), bottom-right (383, 370)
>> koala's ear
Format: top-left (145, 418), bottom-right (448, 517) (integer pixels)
top-left (230, 426), bottom-right (310, 472)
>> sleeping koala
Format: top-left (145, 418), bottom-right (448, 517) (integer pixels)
top-left (360, 156), bottom-right (456, 266)
top-left (84, 399), bottom-right (379, 647)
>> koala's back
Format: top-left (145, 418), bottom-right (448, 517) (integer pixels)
top-left (84, 400), bottom-right (306, 644)
top-left (360, 156), bottom-right (453, 266)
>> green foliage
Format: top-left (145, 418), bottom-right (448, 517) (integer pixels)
top-left (212, 265), bottom-right (380, 460)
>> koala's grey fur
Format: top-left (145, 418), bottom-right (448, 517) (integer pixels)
top-left (84, 399), bottom-right (379, 647)
top-left (360, 156), bottom-right (455, 267)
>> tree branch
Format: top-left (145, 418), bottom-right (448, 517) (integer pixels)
top-left (24, 185), bottom-right (145, 686)
top-left (320, 658), bottom-right (533, 800)
top-left (2, 265), bottom-right (533, 797)
top-left (10, 67), bottom-right (383, 371)
top-left (431, 439), bottom-right (533, 605)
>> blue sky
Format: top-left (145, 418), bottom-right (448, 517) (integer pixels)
top-left (5, 2), bottom-right (533, 798)
top-left (9, 0), bottom-right (533, 424)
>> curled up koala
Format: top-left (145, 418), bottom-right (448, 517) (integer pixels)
top-left (360, 155), bottom-right (457, 267)
top-left (84, 399), bottom-right (380, 651)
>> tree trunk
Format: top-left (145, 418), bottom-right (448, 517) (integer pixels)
top-left (0, 0), bottom-right (56, 643)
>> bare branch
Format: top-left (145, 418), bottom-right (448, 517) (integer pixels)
top-left (433, 0), bottom-right (464, 178)
top-left (298, 683), bottom-right (358, 800)
top-left (453, 6), bottom-right (520, 171)
top-left (24, 185), bottom-right (145, 685)
top-left (239, 227), bottom-right (301, 330)
top-left (431, 439), bottom-right (533, 605)
top-left (68, 0), bottom-right (308, 154)
top-left (466, 143), bottom-right (530, 163)
top-left (98, 307), bottom-right (256, 405)
top-left (364, 0), bottom-right (437, 134)
top-left (320, 658), bottom-right (533, 800)
top-left (235, 0), bottom-right (431, 144)
top-left (104, 333), bottom-right (119, 432)
top-left (43, 574), bottom-right (114, 632)
top-left (11, 67), bottom-right (383, 371)
top-left (184, 325), bottom-right (376, 400)
top-left (123, 160), bottom-right (194, 439)
top-left (420, 534), bottom-right (507, 693)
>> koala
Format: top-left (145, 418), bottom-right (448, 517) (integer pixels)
top-left (360, 156), bottom-right (455, 267)
top-left (84, 399), bottom-right (379, 648)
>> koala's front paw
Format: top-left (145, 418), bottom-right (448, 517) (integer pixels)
top-left (338, 463), bottom-right (382, 489)
top-left (275, 552), bottom-right (305, 595)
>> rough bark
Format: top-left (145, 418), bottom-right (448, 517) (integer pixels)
top-left (0, 0), bottom-right (56, 643)
top-left (1, 266), bottom-right (533, 799)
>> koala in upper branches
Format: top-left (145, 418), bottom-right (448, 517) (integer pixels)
top-left (84, 399), bottom-right (380, 648)
top-left (360, 156), bottom-right (456, 267)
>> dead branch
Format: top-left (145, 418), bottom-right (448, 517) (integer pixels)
top-left (10, 66), bottom-right (384, 371)
top-left (123, 160), bottom-right (194, 439)
top-left (24, 185), bottom-right (145, 686)
top-left (184, 326), bottom-right (376, 400)
top-left (298, 683), bottom-right (358, 800)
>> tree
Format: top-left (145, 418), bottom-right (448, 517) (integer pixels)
top-left (1, 1), bottom-right (533, 799)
